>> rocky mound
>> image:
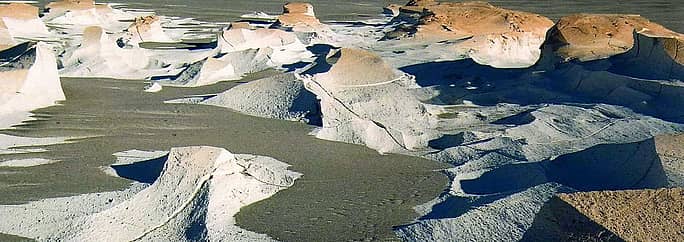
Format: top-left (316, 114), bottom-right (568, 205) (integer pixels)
top-left (558, 188), bottom-right (684, 242)
top-left (386, 1), bottom-right (554, 68)
top-left (396, 183), bottom-right (574, 241)
top-left (200, 73), bottom-right (320, 123)
top-left (310, 48), bottom-right (401, 87)
top-left (271, 2), bottom-right (323, 32)
top-left (0, 146), bottom-right (302, 241)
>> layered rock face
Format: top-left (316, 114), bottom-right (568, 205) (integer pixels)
top-left (386, 1), bottom-right (554, 68)
top-left (0, 146), bottom-right (302, 241)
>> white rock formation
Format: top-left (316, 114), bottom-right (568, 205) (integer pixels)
top-left (219, 26), bottom-right (314, 66)
top-left (301, 48), bottom-right (437, 153)
top-left (59, 26), bottom-right (209, 80)
top-left (200, 73), bottom-right (319, 122)
top-left (384, 1), bottom-right (554, 68)
top-left (121, 15), bottom-right (174, 46)
top-left (0, 3), bottom-right (50, 41)
top-left (0, 42), bottom-right (65, 126)
top-left (155, 47), bottom-right (273, 87)
top-left (60, 26), bottom-right (154, 79)
top-left (155, 25), bottom-right (316, 87)
top-left (43, 0), bottom-right (134, 33)
top-left (0, 146), bottom-right (302, 241)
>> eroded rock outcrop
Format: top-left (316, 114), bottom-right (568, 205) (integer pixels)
top-left (546, 14), bottom-right (682, 62)
top-left (154, 47), bottom-right (272, 87)
top-left (219, 25), bottom-right (313, 65)
top-left (0, 42), bottom-right (65, 127)
top-left (200, 73), bottom-right (320, 123)
top-left (0, 3), bottom-right (49, 48)
top-left (301, 47), bottom-right (436, 153)
top-left (121, 15), bottom-right (174, 46)
top-left (43, 0), bottom-right (132, 32)
top-left (0, 146), bottom-right (302, 241)
top-left (386, 1), bottom-right (554, 68)
top-left (656, 134), bottom-right (684, 186)
top-left (272, 2), bottom-right (322, 32)
top-left (270, 2), bottom-right (331, 43)
top-left (60, 26), bottom-right (162, 79)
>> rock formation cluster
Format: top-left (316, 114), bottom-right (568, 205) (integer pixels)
top-left (0, 0), bottom-right (683, 241)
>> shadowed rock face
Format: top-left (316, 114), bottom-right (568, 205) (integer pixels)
top-left (547, 14), bottom-right (683, 62)
top-left (656, 134), bottom-right (684, 186)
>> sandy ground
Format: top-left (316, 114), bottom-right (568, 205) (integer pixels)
top-left (0, 233), bottom-right (32, 242)
top-left (559, 188), bottom-right (684, 241)
top-left (0, 73), bottom-right (449, 241)
top-left (656, 134), bottom-right (684, 181)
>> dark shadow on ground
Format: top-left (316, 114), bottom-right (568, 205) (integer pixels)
top-left (111, 154), bottom-right (168, 184)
